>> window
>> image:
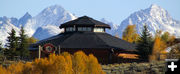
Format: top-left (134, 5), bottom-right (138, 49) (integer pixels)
top-left (66, 27), bottom-right (75, 32)
top-left (78, 27), bottom-right (83, 31)
top-left (82, 27), bottom-right (86, 31)
top-left (87, 27), bottom-right (91, 31)
top-left (93, 28), bottom-right (104, 32)
top-left (66, 28), bottom-right (70, 31)
top-left (78, 27), bottom-right (92, 31)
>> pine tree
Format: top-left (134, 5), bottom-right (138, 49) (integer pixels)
top-left (5, 29), bottom-right (18, 59)
top-left (18, 27), bottom-right (29, 58)
top-left (136, 25), bottom-right (153, 62)
top-left (0, 42), bottom-right (2, 52)
top-left (0, 42), bottom-right (3, 56)
top-left (122, 25), bottom-right (139, 43)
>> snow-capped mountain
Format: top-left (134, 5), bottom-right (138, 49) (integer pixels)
top-left (18, 12), bottom-right (32, 28)
top-left (0, 5), bottom-right (76, 46)
top-left (29, 5), bottom-right (76, 38)
top-left (31, 5), bottom-right (76, 40)
top-left (35, 5), bottom-right (76, 27)
top-left (33, 24), bottom-right (64, 40)
top-left (100, 18), bottom-right (119, 35)
top-left (0, 16), bottom-right (20, 46)
top-left (117, 4), bottom-right (180, 37)
top-left (1, 4), bottom-right (180, 46)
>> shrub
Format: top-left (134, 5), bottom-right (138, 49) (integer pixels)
top-left (102, 61), bottom-right (166, 74)
top-left (0, 65), bottom-right (10, 74)
top-left (0, 51), bottom-right (105, 74)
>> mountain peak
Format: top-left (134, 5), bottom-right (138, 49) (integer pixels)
top-left (18, 12), bottom-right (32, 27)
top-left (23, 12), bottom-right (32, 18)
top-left (41, 5), bottom-right (66, 15)
top-left (143, 4), bottom-right (170, 18)
top-left (48, 5), bottom-right (64, 10)
top-left (118, 4), bottom-right (180, 38)
top-left (150, 4), bottom-right (160, 9)
top-left (19, 12), bottom-right (32, 20)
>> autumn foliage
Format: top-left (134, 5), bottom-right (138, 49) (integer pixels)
top-left (122, 25), bottom-right (139, 43)
top-left (150, 36), bottom-right (167, 61)
top-left (149, 31), bottom-right (171, 61)
top-left (0, 51), bottom-right (105, 74)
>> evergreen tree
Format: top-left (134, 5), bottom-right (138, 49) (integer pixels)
top-left (0, 42), bottom-right (2, 51)
top-left (18, 27), bottom-right (29, 58)
top-left (0, 42), bottom-right (3, 56)
top-left (5, 29), bottom-right (18, 59)
top-left (136, 25), bottom-right (153, 62)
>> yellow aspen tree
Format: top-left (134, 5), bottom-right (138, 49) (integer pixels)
top-left (53, 55), bottom-right (69, 74)
top-left (7, 62), bottom-right (24, 74)
top-left (150, 36), bottom-right (161, 61)
top-left (150, 34), bottom-right (167, 61)
top-left (122, 25), bottom-right (139, 43)
top-left (62, 52), bottom-right (73, 74)
top-left (87, 54), bottom-right (105, 74)
top-left (32, 58), bottom-right (51, 74)
top-left (0, 51), bottom-right (105, 74)
top-left (22, 62), bottom-right (33, 74)
top-left (72, 51), bottom-right (89, 74)
top-left (0, 65), bottom-right (10, 74)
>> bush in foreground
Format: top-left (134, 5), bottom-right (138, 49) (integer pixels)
top-left (0, 51), bottom-right (105, 74)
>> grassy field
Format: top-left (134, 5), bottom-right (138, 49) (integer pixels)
top-left (102, 61), bottom-right (166, 74)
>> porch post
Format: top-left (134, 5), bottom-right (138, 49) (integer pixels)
top-left (38, 45), bottom-right (41, 59)
top-left (58, 45), bottom-right (61, 54)
top-left (108, 48), bottom-right (114, 64)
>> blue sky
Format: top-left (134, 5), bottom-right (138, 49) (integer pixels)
top-left (0, 0), bottom-right (180, 24)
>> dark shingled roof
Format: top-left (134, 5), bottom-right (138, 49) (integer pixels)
top-left (59, 16), bottom-right (111, 29)
top-left (32, 32), bottom-right (136, 51)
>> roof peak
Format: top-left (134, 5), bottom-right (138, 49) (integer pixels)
top-left (78, 16), bottom-right (93, 19)
top-left (60, 16), bottom-right (111, 29)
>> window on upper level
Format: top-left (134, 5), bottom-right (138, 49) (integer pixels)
top-left (93, 28), bottom-right (104, 32)
top-left (78, 27), bottom-right (92, 31)
top-left (66, 27), bottom-right (75, 32)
